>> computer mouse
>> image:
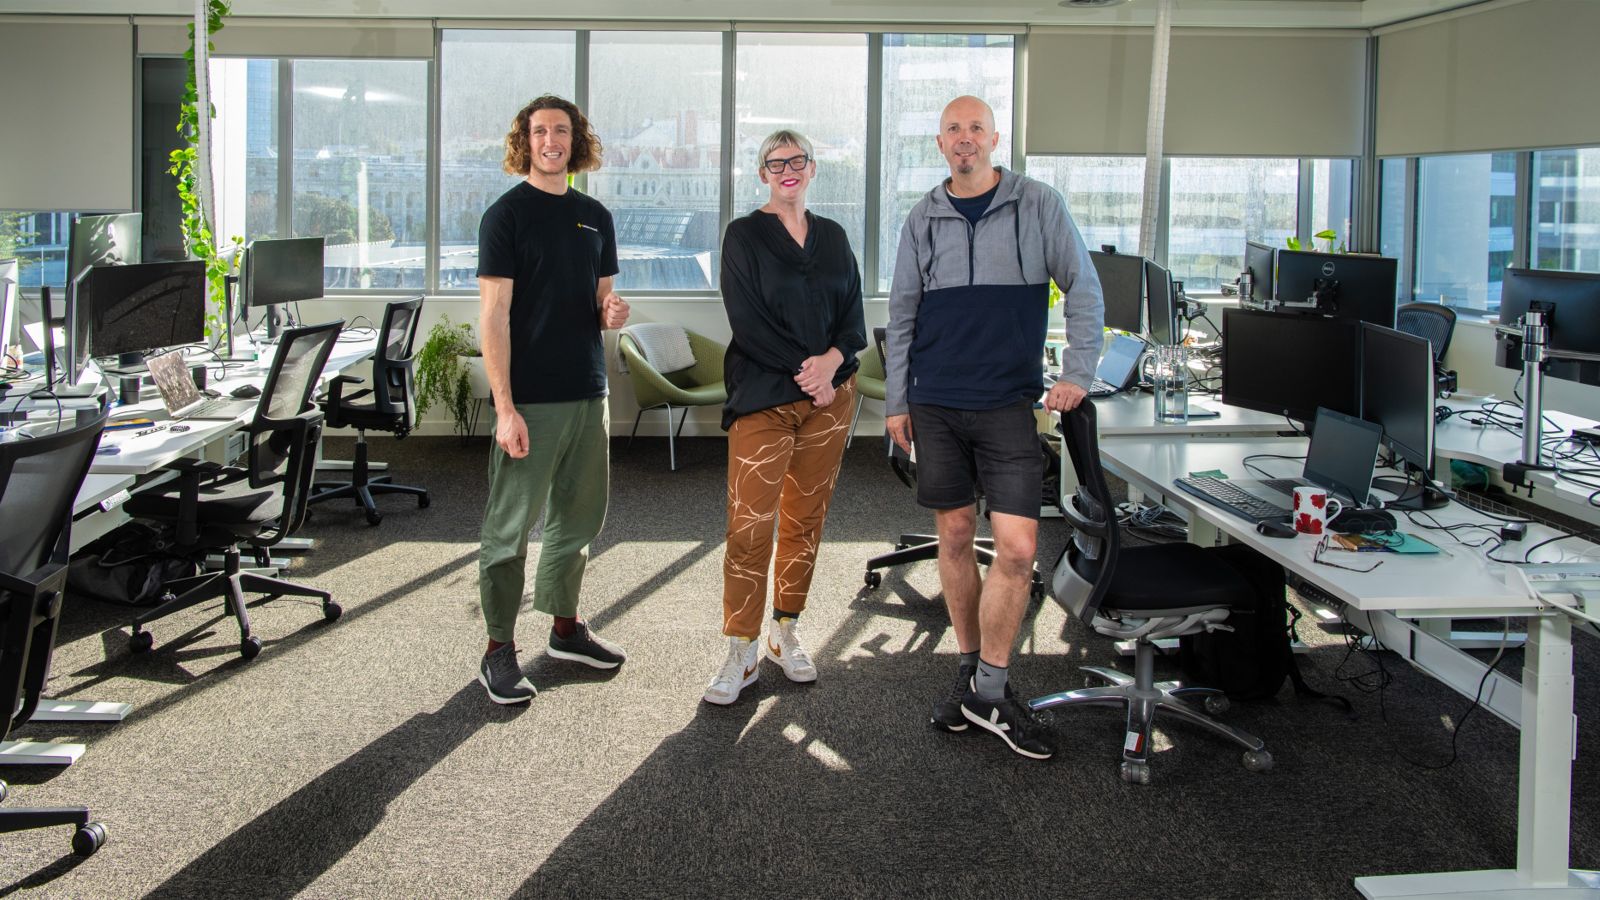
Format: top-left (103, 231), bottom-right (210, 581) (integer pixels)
top-left (230, 384), bottom-right (262, 399)
top-left (169, 424), bottom-right (191, 433)
top-left (1256, 519), bottom-right (1298, 539)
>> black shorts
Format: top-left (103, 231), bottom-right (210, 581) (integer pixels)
top-left (908, 401), bottom-right (1044, 520)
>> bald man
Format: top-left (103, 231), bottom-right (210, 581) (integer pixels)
top-left (884, 95), bottom-right (1104, 760)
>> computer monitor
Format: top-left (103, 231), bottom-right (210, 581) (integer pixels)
top-left (1243, 240), bottom-right (1275, 308)
top-left (1274, 249), bottom-right (1398, 327)
top-left (85, 260), bottom-right (207, 369)
top-left (67, 212), bottom-right (142, 287)
top-left (1221, 308), bottom-right (1362, 426)
top-left (1089, 250), bottom-right (1144, 334)
top-left (1143, 258), bottom-right (1177, 346)
top-left (0, 258), bottom-right (17, 364)
top-left (1362, 323), bottom-right (1443, 508)
top-left (244, 237), bottom-right (325, 341)
top-left (1496, 267), bottom-right (1600, 388)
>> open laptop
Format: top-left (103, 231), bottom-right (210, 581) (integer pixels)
top-left (1089, 333), bottom-right (1144, 396)
top-left (147, 350), bottom-right (257, 421)
top-left (1172, 407), bottom-right (1383, 522)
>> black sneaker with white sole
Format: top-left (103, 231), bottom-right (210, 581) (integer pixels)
top-left (479, 644), bottom-right (536, 705)
top-left (931, 663), bottom-right (978, 732)
top-left (960, 687), bottom-right (1056, 760)
top-left (547, 622), bottom-right (626, 670)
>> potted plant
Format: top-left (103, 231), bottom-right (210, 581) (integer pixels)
top-left (415, 314), bottom-right (487, 436)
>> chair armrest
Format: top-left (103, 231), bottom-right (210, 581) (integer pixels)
top-left (684, 332), bottom-right (726, 384)
top-left (323, 375), bottom-right (371, 426)
top-left (0, 561), bottom-right (66, 601)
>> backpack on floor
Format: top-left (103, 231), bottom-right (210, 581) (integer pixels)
top-left (1178, 543), bottom-right (1347, 707)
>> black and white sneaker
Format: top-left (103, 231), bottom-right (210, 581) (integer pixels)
top-left (930, 663), bottom-right (978, 732)
top-left (479, 644), bottom-right (536, 705)
top-left (960, 686), bottom-right (1056, 760)
top-left (547, 622), bottom-right (626, 670)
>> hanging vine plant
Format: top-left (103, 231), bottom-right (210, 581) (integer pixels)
top-left (168, 0), bottom-right (238, 342)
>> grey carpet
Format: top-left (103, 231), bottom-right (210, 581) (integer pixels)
top-left (3, 434), bottom-right (1596, 898)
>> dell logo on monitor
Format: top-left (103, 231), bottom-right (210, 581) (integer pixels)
top-left (1321, 261), bottom-right (1336, 277)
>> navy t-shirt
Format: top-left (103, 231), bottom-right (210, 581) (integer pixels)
top-left (947, 182), bottom-right (998, 225)
top-left (476, 182), bottom-right (619, 404)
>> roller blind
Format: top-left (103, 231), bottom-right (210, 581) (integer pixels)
top-left (0, 19), bottom-right (134, 211)
top-left (1027, 29), bottom-right (1366, 158)
top-left (135, 16), bottom-right (434, 59)
top-left (1375, 0), bottom-right (1600, 156)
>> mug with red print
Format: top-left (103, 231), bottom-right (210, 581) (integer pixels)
top-left (1292, 486), bottom-right (1343, 535)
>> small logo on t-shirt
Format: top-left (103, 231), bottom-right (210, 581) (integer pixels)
top-left (576, 223), bottom-right (599, 233)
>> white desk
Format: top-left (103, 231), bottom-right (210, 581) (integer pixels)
top-left (1097, 431), bottom-right (1600, 898)
top-left (1434, 396), bottom-right (1600, 527)
top-left (1093, 390), bottom-right (1288, 437)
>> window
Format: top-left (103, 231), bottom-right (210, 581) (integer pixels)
top-left (1168, 158), bottom-right (1297, 292)
top-left (1, 212), bottom-right (71, 289)
top-left (1309, 158), bottom-right (1353, 248)
top-left (878, 34), bottom-right (1014, 292)
top-left (1024, 156), bottom-right (1145, 256)
top-left (588, 31), bottom-right (723, 292)
top-left (1532, 148), bottom-right (1600, 274)
top-left (211, 59), bottom-right (280, 249)
top-left (1414, 152), bottom-right (1517, 311)
top-left (440, 30), bottom-right (576, 290)
top-left (291, 59), bottom-right (429, 291)
top-left (734, 33), bottom-right (868, 262)
top-left (1378, 158), bottom-right (1409, 301)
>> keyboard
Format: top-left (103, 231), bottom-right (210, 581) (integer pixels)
top-left (1088, 378), bottom-right (1120, 397)
top-left (1260, 478), bottom-right (1305, 496)
top-left (1172, 476), bottom-right (1292, 523)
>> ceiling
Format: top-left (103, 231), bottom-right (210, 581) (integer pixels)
top-left (0, 0), bottom-right (1502, 29)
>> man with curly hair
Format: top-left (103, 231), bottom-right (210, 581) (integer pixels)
top-left (475, 94), bottom-right (631, 705)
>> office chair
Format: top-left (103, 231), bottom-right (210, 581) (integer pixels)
top-left (1031, 399), bottom-right (1272, 784)
top-left (860, 327), bottom-right (1041, 597)
top-left (1395, 302), bottom-right (1457, 363)
top-left (0, 412), bottom-right (108, 856)
top-left (310, 295), bottom-right (430, 525)
top-left (845, 327), bottom-right (887, 449)
top-left (618, 325), bottom-right (727, 471)
top-left (125, 321), bottom-right (344, 660)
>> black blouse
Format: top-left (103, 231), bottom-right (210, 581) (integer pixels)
top-left (719, 210), bottom-right (867, 429)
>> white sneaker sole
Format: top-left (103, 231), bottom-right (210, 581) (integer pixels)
top-left (702, 667), bottom-right (759, 706)
top-left (960, 704), bottom-right (1053, 760)
top-left (478, 671), bottom-right (535, 705)
top-left (764, 643), bottom-right (818, 683)
top-left (546, 646), bottom-right (623, 670)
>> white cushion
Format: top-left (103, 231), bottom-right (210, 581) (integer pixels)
top-left (621, 323), bottom-right (697, 375)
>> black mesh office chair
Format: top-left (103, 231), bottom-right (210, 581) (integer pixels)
top-left (0, 412), bottom-right (108, 856)
top-left (126, 321), bottom-right (343, 660)
top-left (1395, 302), bottom-right (1457, 363)
top-left (311, 296), bottom-right (430, 525)
top-left (1031, 400), bottom-right (1272, 784)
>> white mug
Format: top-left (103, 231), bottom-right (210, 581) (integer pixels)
top-left (1292, 486), bottom-right (1343, 535)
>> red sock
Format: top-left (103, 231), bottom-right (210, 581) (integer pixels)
top-left (553, 616), bottom-right (580, 638)
top-left (486, 638), bottom-right (510, 655)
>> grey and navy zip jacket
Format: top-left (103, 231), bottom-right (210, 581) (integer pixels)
top-left (884, 167), bottom-right (1104, 416)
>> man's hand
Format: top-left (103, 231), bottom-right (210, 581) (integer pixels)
top-left (600, 293), bottom-right (630, 330)
top-left (496, 408), bottom-right (529, 459)
top-left (1044, 380), bottom-right (1087, 413)
top-left (794, 351), bottom-right (841, 397)
top-left (886, 413), bottom-right (913, 454)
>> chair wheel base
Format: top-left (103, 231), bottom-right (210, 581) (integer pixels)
top-left (864, 570), bottom-right (882, 589)
top-left (1120, 760), bottom-right (1151, 784)
top-left (323, 601), bottom-right (343, 622)
top-left (417, 493), bottom-right (431, 509)
top-left (1243, 749), bottom-right (1274, 772)
top-left (240, 636), bottom-right (263, 659)
top-left (129, 631), bottom-right (153, 654)
top-left (72, 822), bottom-right (106, 857)
top-left (1204, 694), bottom-right (1231, 715)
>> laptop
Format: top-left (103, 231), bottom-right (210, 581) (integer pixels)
top-left (1173, 407), bottom-right (1383, 522)
top-left (1089, 333), bottom-right (1145, 396)
top-left (147, 350), bottom-right (257, 421)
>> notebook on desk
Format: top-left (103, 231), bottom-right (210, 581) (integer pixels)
top-left (147, 350), bottom-right (256, 421)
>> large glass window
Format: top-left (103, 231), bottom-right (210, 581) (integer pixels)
top-left (1415, 152), bottom-right (1517, 311)
top-left (1532, 147), bottom-right (1600, 274)
top-left (734, 33), bottom-right (868, 262)
top-left (291, 59), bottom-right (429, 290)
top-left (1378, 158), bottom-right (1409, 302)
top-left (879, 34), bottom-right (1014, 292)
top-left (1, 212), bottom-right (71, 289)
top-left (1024, 156), bottom-right (1145, 256)
top-left (1168, 158), bottom-right (1297, 292)
top-left (587, 31), bottom-right (723, 292)
top-left (440, 30), bottom-right (576, 290)
top-left (1309, 158), bottom-right (1354, 248)
top-left (210, 58), bottom-right (280, 250)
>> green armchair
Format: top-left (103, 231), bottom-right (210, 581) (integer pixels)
top-left (618, 327), bottom-right (728, 471)
top-left (848, 326), bottom-right (888, 448)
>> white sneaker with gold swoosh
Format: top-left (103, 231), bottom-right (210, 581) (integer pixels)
top-left (765, 618), bottom-right (818, 683)
top-left (703, 637), bottom-right (760, 705)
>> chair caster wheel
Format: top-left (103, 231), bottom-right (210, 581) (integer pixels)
top-left (894, 543), bottom-right (908, 551)
top-left (72, 822), bottom-right (106, 857)
top-left (0, 779), bottom-right (8, 802)
top-left (1204, 694), bottom-right (1231, 715)
top-left (323, 601), bottom-right (343, 623)
top-left (1243, 749), bottom-right (1274, 772)
top-left (240, 635), bottom-right (263, 660)
top-left (365, 510), bottom-right (382, 526)
top-left (1120, 761), bottom-right (1151, 785)
top-left (864, 570), bottom-right (882, 589)
top-left (129, 631), bottom-right (153, 654)
top-left (418, 494), bottom-right (431, 510)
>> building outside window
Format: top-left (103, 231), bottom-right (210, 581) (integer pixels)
top-left (1414, 152), bottom-right (1517, 312)
top-left (1532, 147), bottom-right (1600, 274)
top-left (1024, 156), bottom-right (1145, 256)
top-left (1168, 157), bottom-right (1297, 292)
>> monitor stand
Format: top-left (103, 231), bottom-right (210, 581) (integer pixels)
top-left (1372, 474), bottom-right (1449, 510)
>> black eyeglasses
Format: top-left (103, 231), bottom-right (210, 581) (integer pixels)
top-left (1313, 534), bottom-right (1384, 573)
top-left (762, 154), bottom-right (811, 174)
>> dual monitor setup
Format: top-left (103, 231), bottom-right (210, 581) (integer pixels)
top-left (1090, 247), bottom-right (1191, 348)
top-left (9, 213), bottom-right (327, 397)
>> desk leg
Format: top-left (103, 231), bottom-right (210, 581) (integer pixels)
top-left (0, 741), bottom-right (86, 765)
top-left (1355, 613), bottom-right (1600, 898)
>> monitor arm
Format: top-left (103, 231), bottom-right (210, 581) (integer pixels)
top-left (1497, 304), bottom-right (1600, 489)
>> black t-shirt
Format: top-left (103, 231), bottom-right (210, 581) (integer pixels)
top-left (476, 182), bottom-right (619, 404)
top-left (947, 182), bottom-right (998, 225)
